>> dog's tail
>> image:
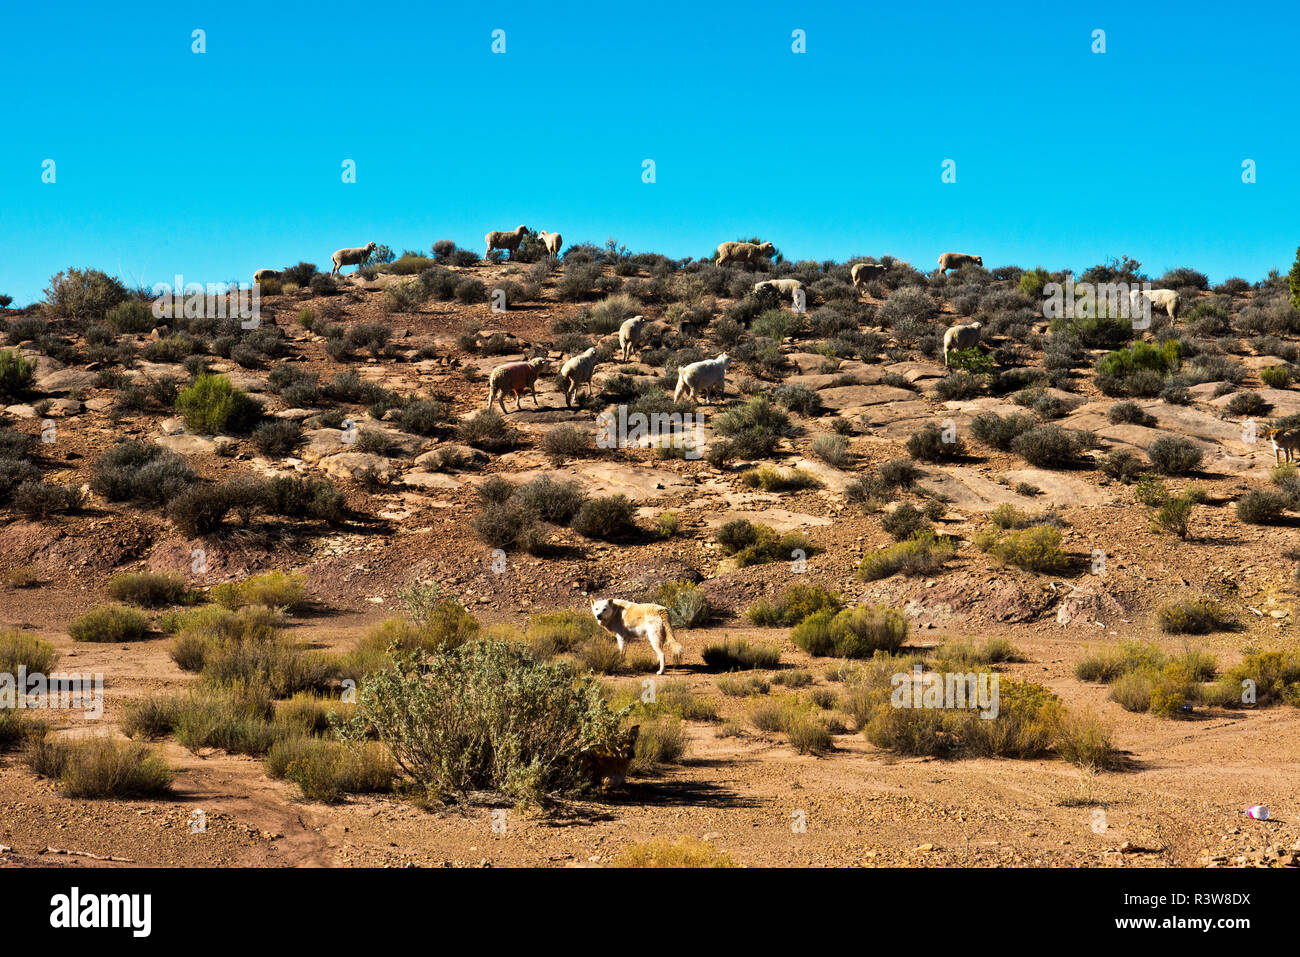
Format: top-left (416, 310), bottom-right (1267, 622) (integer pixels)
top-left (662, 619), bottom-right (684, 659)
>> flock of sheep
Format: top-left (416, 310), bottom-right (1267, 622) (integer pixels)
top-left (254, 231), bottom-right (1004, 412)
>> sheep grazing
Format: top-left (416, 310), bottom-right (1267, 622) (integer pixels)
top-left (559, 347), bottom-right (598, 407)
top-left (673, 353), bottom-right (729, 405)
top-left (253, 268), bottom-right (280, 283)
top-left (937, 252), bottom-right (983, 273)
top-left (1129, 288), bottom-right (1180, 319)
top-left (331, 242), bottom-right (378, 276)
top-left (485, 225), bottom-right (529, 260)
top-left (538, 230), bottom-right (563, 257)
top-left (618, 315), bottom-right (647, 361)
top-left (752, 278), bottom-right (804, 300)
top-left (486, 357), bottom-right (549, 413)
top-left (850, 262), bottom-right (887, 290)
top-left (715, 241), bottom-right (776, 266)
top-left (942, 320), bottom-right (983, 368)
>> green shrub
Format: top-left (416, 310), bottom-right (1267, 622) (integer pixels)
top-left (975, 525), bottom-right (1069, 572)
top-left (1147, 436), bottom-right (1203, 476)
top-left (1236, 489), bottom-right (1290, 525)
top-left (211, 571), bottom-right (307, 612)
top-left (739, 466), bottom-right (821, 492)
top-left (90, 440), bottom-right (195, 505)
top-left (335, 639), bottom-right (625, 804)
top-left (0, 349), bottom-right (35, 398)
top-left (68, 604), bottom-right (150, 642)
top-left (26, 735), bottom-right (173, 798)
top-left (0, 628), bottom-right (59, 675)
top-left (713, 518), bottom-right (810, 567)
top-left (701, 638), bottom-right (781, 671)
top-left (650, 581), bottom-right (711, 627)
top-left (264, 738), bottom-right (395, 802)
top-left (456, 409), bottom-right (518, 452)
top-left (572, 494), bottom-right (639, 541)
top-left (107, 572), bottom-right (195, 608)
top-left (1157, 599), bottom-right (1236, 635)
top-left (745, 584), bottom-right (842, 626)
top-left (512, 476), bottom-right (587, 524)
top-left (175, 374), bottom-right (262, 435)
top-left (711, 396), bottom-right (792, 457)
top-left (857, 531), bottom-right (956, 581)
top-left (1260, 366), bottom-right (1290, 389)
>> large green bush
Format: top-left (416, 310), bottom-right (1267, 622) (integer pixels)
top-left (338, 640), bottom-right (626, 804)
top-left (175, 373), bottom-right (262, 435)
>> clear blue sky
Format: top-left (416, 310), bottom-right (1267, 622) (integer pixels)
top-left (2, 0), bottom-right (1296, 305)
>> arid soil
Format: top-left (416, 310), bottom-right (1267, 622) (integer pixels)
top-left (2, 256), bottom-right (1299, 868)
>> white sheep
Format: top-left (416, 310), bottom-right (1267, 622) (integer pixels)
top-left (253, 268), bottom-right (280, 283)
top-left (850, 262), bottom-right (887, 290)
top-left (538, 230), bottom-right (563, 257)
top-left (752, 278), bottom-right (804, 300)
top-left (1129, 288), bottom-right (1180, 319)
top-left (937, 252), bottom-right (983, 273)
top-left (486, 357), bottom-right (549, 413)
top-left (673, 353), bottom-right (729, 405)
top-left (559, 347), bottom-right (598, 407)
top-left (716, 241), bottom-right (775, 266)
top-left (618, 315), bottom-right (647, 361)
top-left (485, 225), bottom-right (529, 260)
top-left (942, 321), bottom-right (983, 368)
top-left (331, 242), bottom-right (378, 276)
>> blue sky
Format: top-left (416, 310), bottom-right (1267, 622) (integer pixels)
top-left (2, 0), bottom-right (1296, 304)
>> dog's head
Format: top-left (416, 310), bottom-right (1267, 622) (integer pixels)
top-left (591, 598), bottom-right (612, 623)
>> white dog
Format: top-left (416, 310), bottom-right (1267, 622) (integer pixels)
top-left (591, 598), bottom-right (683, 675)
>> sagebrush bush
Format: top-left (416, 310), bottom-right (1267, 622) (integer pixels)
top-left (0, 628), bottom-right (59, 675)
top-left (1157, 599), bottom-right (1236, 635)
top-left (107, 572), bottom-right (195, 608)
top-left (68, 604), bottom-right (150, 643)
top-left (26, 735), bottom-right (173, 798)
top-left (975, 525), bottom-right (1069, 572)
top-left (91, 440), bottom-right (196, 505)
top-left (907, 423), bottom-right (963, 461)
top-left (211, 571), bottom-right (308, 612)
top-left (572, 494), bottom-right (638, 541)
top-left (701, 638), bottom-right (781, 671)
top-left (1236, 489), bottom-right (1290, 525)
top-left (337, 640), bottom-right (625, 804)
top-left (857, 531), bottom-right (956, 581)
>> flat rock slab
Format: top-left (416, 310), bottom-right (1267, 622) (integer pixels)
top-left (317, 452), bottom-right (394, 481)
top-left (915, 467), bottom-right (1041, 513)
top-left (997, 468), bottom-right (1114, 506)
top-left (817, 384), bottom-right (918, 412)
top-left (44, 398), bottom-right (81, 417)
top-left (788, 457), bottom-right (854, 493)
top-left (400, 470), bottom-right (463, 490)
top-left (155, 433), bottom-right (234, 455)
top-left (701, 508), bottom-right (833, 532)
top-left (4, 404), bottom-right (37, 418)
top-left (35, 368), bottom-right (98, 393)
top-left (461, 462), bottom-right (694, 502)
top-left (883, 360), bottom-right (947, 383)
